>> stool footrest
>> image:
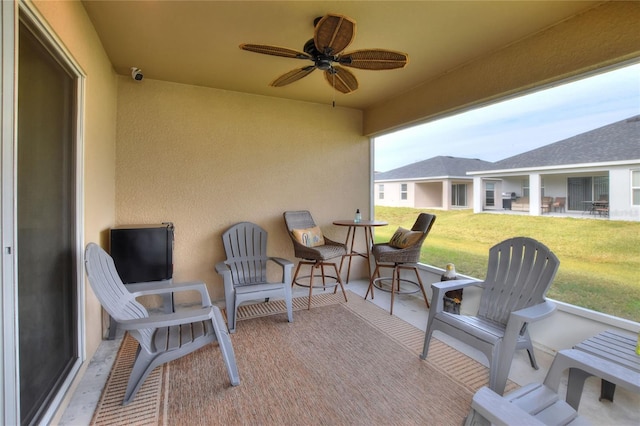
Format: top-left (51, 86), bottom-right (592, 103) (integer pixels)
top-left (373, 277), bottom-right (421, 294)
top-left (294, 274), bottom-right (340, 289)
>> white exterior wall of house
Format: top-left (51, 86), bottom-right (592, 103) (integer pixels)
top-left (375, 181), bottom-right (415, 208)
top-left (472, 162), bottom-right (640, 221)
top-left (375, 179), bottom-right (474, 210)
top-left (610, 165), bottom-right (640, 221)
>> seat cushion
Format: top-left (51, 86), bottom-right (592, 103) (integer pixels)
top-left (291, 226), bottom-right (325, 247)
top-left (389, 227), bottom-right (422, 248)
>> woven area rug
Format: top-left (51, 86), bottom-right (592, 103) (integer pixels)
top-left (91, 291), bottom-right (517, 425)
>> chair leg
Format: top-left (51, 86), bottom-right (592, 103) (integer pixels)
top-left (124, 349), bottom-right (155, 405)
top-left (365, 263), bottom-right (380, 300)
top-left (211, 306), bottom-right (241, 386)
top-left (412, 267), bottom-right (430, 309)
top-left (420, 326), bottom-right (435, 360)
top-left (330, 262), bottom-right (348, 302)
top-left (308, 263), bottom-right (315, 310)
top-left (390, 266), bottom-right (398, 315)
top-left (292, 262), bottom-right (303, 288)
top-left (283, 285), bottom-right (293, 323)
top-left (521, 329), bottom-right (539, 370)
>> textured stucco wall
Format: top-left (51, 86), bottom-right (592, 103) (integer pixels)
top-left (364, 1), bottom-right (640, 136)
top-left (115, 77), bottom-right (367, 301)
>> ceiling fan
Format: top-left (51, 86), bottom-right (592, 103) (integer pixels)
top-left (240, 13), bottom-right (409, 94)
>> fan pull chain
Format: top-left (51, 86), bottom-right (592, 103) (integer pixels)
top-left (332, 71), bottom-right (336, 108)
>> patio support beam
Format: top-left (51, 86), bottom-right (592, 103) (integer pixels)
top-left (442, 181), bottom-right (451, 210)
top-left (530, 173), bottom-right (542, 216)
top-left (473, 177), bottom-right (483, 213)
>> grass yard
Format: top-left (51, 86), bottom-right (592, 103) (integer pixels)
top-left (373, 207), bottom-right (640, 323)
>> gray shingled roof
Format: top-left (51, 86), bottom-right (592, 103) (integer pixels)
top-left (489, 115), bottom-right (640, 170)
top-left (375, 156), bottom-right (495, 181)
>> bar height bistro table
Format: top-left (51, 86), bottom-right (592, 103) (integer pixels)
top-left (333, 220), bottom-right (388, 283)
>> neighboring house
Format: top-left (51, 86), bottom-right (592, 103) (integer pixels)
top-left (375, 116), bottom-right (640, 222)
top-left (374, 156), bottom-right (495, 210)
top-left (468, 116), bottom-right (640, 221)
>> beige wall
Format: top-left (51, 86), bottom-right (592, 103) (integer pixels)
top-left (115, 77), bottom-right (368, 301)
top-left (364, 1), bottom-right (640, 136)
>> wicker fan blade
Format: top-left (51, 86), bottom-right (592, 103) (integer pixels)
top-left (340, 49), bottom-right (409, 70)
top-left (324, 66), bottom-right (358, 94)
top-left (270, 66), bottom-right (316, 87)
top-left (240, 44), bottom-right (311, 60)
top-left (314, 14), bottom-right (356, 55)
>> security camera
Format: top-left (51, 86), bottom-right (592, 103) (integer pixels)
top-left (130, 67), bottom-right (143, 81)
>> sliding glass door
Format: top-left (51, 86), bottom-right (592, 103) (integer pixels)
top-left (17, 20), bottom-right (78, 425)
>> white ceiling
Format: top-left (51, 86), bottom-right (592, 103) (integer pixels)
top-left (81, 1), bottom-right (603, 110)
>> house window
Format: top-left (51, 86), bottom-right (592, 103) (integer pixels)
top-left (400, 183), bottom-right (407, 200)
top-left (633, 170), bottom-right (640, 206)
top-left (452, 184), bottom-right (467, 207)
top-left (522, 179), bottom-right (530, 198)
top-left (378, 184), bottom-right (384, 200)
top-left (485, 182), bottom-right (495, 207)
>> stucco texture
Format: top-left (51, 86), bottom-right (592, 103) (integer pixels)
top-left (115, 78), bottom-right (367, 301)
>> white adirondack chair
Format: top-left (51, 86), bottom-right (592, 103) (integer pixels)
top-left (421, 237), bottom-right (560, 395)
top-left (215, 222), bottom-right (294, 333)
top-left (85, 243), bottom-right (240, 405)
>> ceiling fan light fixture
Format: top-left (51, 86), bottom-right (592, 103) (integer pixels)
top-left (316, 57), bottom-right (333, 70)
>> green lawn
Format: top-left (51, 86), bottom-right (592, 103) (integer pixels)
top-left (373, 207), bottom-right (640, 322)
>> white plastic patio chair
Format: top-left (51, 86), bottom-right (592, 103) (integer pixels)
top-left (421, 236), bottom-right (560, 395)
top-left (85, 243), bottom-right (240, 405)
top-left (216, 222), bottom-right (294, 333)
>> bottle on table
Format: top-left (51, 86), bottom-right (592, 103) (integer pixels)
top-left (354, 208), bottom-right (361, 223)
top-left (441, 263), bottom-right (463, 314)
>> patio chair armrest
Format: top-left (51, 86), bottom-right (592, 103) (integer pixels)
top-left (431, 279), bottom-right (480, 298)
top-left (323, 236), bottom-right (347, 248)
top-left (267, 256), bottom-right (294, 269)
top-left (466, 387), bottom-right (546, 426)
top-left (129, 280), bottom-right (212, 307)
top-left (125, 279), bottom-right (173, 294)
top-left (215, 261), bottom-right (230, 275)
top-left (495, 300), bottom-right (557, 395)
top-left (510, 300), bottom-right (556, 323)
top-left (117, 307), bottom-right (214, 330)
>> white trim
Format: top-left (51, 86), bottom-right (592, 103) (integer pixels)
top-left (552, 298), bottom-right (640, 331)
top-left (467, 159), bottom-right (640, 176)
top-left (1, 1), bottom-right (19, 424)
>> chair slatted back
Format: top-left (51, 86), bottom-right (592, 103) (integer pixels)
top-left (411, 212), bottom-right (436, 245)
top-left (222, 222), bottom-right (269, 286)
top-left (283, 210), bottom-right (316, 232)
top-left (85, 243), bottom-right (154, 346)
top-left (478, 237), bottom-right (559, 326)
